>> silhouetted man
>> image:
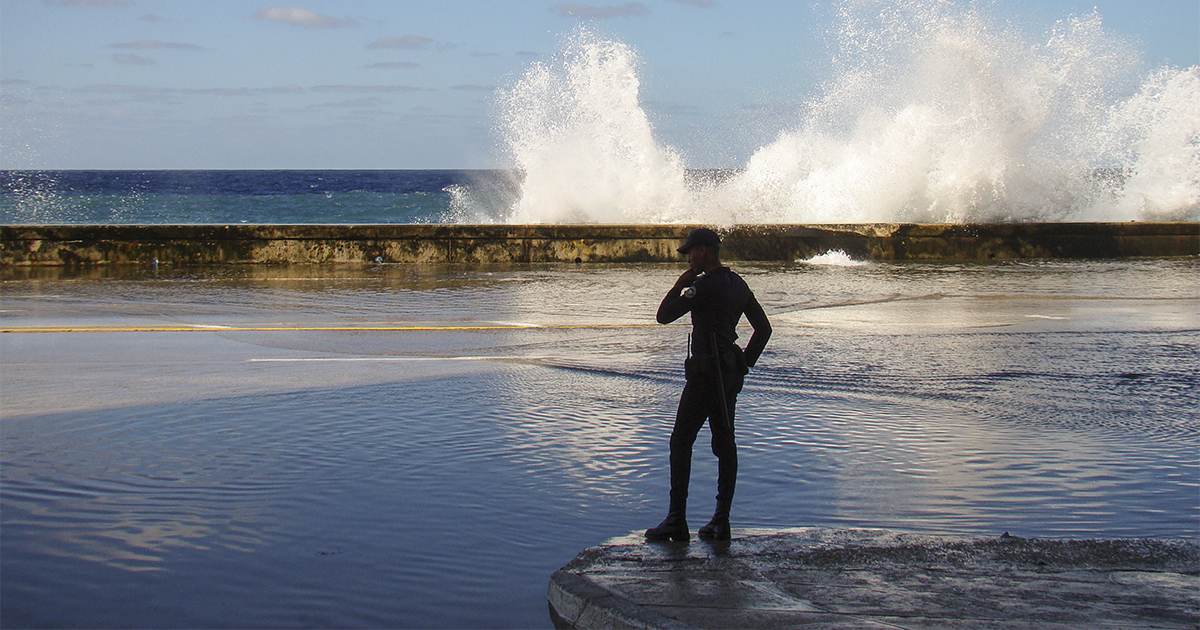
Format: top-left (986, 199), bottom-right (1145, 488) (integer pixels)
top-left (647, 228), bottom-right (771, 541)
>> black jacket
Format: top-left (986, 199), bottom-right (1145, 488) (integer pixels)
top-left (657, 266), bottom-right (771, 368)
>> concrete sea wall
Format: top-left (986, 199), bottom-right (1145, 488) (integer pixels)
top-left (1, 223), bottom-right (1197, 266)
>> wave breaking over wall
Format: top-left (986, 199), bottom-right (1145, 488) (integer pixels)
top-left (485, 0), bottom-right (1199, 225)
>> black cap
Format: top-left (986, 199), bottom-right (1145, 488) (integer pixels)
top-left (677, 228), bottom-right (721, 254)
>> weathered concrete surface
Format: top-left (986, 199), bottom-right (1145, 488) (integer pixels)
top-left (2, 223), bottom-right (1196, 266)
top-left (549, 528), bottom-right (1200, 629)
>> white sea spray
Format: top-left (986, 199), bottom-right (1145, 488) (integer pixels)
top-left (799, 249), bottom-right (867, 266)
top-left (496, 0), bottom-right (1200, 224)
top-left (495, 28), bottom-right (690, 224)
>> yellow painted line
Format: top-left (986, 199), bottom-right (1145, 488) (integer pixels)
top-left (0, 323), bottom-right (660, 334)
top-left (776, 321), bottom-right (1015, 327)
top-left (0, 321), bottom-right (1019, 333)
top-left (247, 356), bottom-right (548, 363)
top-left (832, 321), bottom-right (1015, 327)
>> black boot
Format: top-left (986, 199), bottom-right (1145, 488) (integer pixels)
top-left (697, 503), bottom-right (731, 541)
top-left (697, 517), bottom-right (730, 540)
top-left (645, 505), bottom-right (689, 541)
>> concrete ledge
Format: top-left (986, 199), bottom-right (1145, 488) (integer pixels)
top-left (549, 571), bottom-right (693, 630)
top-left (549, 528), bottom-right (1200, 629)
top-left (2, 223), bottom-right (1197, 265)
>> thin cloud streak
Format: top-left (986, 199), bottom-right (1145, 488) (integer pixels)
top-left (185, 86), bottom-right (304, 96)
top-left (549, 3), bottom-right (648, 18)
top-left (72, 84), bottom-right (304, 96)
top-left (44, 0), bottom-right (129, 7)
top-left (251, 7), bottom-right (357, 29)
top-left (108, 40), bottom-right (204, 50)
top-left (311, 85), bottom-right (424, 93)
top-left (112, 54), bottom-right (154, 65)
top-left (365, 62), bottom-right (419, 69)
top-left (311, 96), bottom-right (390, 109)
top-left (73, 84), bottom-right (170, 94)
top-left (368, 35), bottom-right (433, 50)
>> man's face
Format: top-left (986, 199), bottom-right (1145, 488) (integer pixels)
top-left (687, 245), bottom-right (706, 272)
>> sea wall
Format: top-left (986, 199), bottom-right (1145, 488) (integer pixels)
top-left (1, 223), bottom-right (1196, 266)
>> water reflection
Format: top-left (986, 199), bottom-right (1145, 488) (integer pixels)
top-left (1, 259), bottom-right (1197, 628)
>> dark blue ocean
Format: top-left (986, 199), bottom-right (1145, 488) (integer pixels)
top-left (0, 170), bottom-right (521, 225)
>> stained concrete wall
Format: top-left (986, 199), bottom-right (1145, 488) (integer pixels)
top-left (1, 223), bottom-right (1196, 266)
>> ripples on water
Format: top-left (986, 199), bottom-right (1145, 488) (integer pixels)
top-left (1, 259), bottom-right (1197, 628)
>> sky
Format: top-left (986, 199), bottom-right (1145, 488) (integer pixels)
top-left (1, 0), bottom-right (1197, 170)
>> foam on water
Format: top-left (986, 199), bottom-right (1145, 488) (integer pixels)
top-left (496, 1), bottom-right (1199, 224)
top-left (800, 249), bottom-right (867, 266)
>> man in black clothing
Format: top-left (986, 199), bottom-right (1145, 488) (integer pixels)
top-left (647, 228), bottom-right (771, 541)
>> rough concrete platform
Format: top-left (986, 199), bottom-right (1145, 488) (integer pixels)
top-left (548, 528), bottom-right (1200, 629)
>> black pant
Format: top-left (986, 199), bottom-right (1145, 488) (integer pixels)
top-left (669, 370), bottom-right (743, 511)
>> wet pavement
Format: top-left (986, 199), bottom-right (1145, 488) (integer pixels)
top-left (3, 261), bottom-right (1197, 628)
top-left (549, 528), bottom-right (1200, 629)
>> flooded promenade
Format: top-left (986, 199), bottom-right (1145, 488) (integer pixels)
top-left (2, 258), bottom-right (1197, 627)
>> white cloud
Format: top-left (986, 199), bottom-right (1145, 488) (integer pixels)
top-left (549, 3), bottom-right (647, 18)
top-left (109, 40), bottom-right (204, 50)
top-left (112, 54), bottom-right (155, 65)
top-left (368, 35), bottom-right (433, 50)
top-left (252, 7), bottom-right (356, 28)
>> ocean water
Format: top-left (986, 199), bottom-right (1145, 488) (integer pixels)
top-left (0, 169), bottom-right (517, 225)
top-left (2, 259), bottom-right (1198, 628)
